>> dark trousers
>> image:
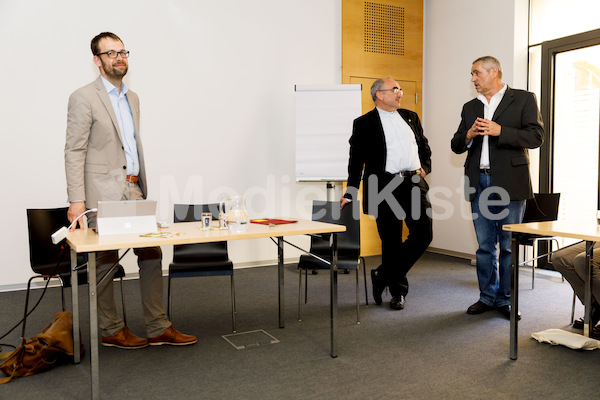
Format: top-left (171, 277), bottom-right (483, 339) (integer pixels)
top-left (374, 174), bottom-right (432, 297)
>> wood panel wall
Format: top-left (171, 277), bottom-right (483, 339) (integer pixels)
top-left (342, 0), bottom-right (423, 256)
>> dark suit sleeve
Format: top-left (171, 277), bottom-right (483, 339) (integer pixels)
top-left (344, 118), bottom-right (366, 199)
top-left (412, 112), bottom-right (432, 175)
top-left (451, 105), bottom-right (471, 154)
top-left (497, 92), bottom-right (544, 149)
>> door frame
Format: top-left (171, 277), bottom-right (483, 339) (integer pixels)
top-left (537, 28), bottom-right (600, 267)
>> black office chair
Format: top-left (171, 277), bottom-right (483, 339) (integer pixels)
top-left (519, 193), bottom-right (561, 289)
top-left (168, 204), bottom-right (236, 332)
top-left (297, 200), bottom-right (367, 323)
top-left (25, 208), bottom-right (127, 330)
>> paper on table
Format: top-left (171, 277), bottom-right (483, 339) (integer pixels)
top-left (140, 232), bottom-right (186, 238)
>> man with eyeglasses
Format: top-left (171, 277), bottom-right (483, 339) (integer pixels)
top-left (64, 32), bottom-right (196, 349)
top-left (341, 76), bottom-right (433, 310)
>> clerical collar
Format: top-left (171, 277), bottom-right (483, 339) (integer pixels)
top-left (376, 107), bottom-right (398, 116)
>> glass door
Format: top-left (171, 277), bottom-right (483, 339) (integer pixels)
top-left (552, 45), bottom-right (600, 231)
top-left (538, 30), bottom-right (600, 260)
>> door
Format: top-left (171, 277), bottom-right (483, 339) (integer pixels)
top-left (540, 33), bottom-right (600, 251)
top-left (552, 45), bottom-right (600, 228)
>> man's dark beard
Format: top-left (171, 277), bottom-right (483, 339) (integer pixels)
top-left (102, 59), bottom-right (128, 79)
top-left (106, 66), bottom-right (128, 79)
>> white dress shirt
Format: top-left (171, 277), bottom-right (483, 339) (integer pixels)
top-left (376, 107), bottom-right (421, 174)
top-left (477, 84), bottom-right (507, 168)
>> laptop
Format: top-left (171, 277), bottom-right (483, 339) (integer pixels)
top-left (96, 200), bottom-right (158, 236)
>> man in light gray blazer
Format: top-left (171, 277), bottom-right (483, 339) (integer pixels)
top-left (65, 32), bottom-right (196, 349)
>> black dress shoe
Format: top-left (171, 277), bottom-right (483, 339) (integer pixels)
top-left (371, 269), bottom-right (385, 305)
top-left (466, 300), bottom-right (493, 314)
top-left (390, 295), bottom-right (405, 310)
top-left (573, 305), bottom-right (600, 329)
top-left (592, 324), bottom-right (600, 339)
top-left (498, 305), bottom-right (521, 320)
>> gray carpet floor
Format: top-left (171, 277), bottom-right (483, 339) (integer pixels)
top-left (1, 252), bottom-right (599, 399)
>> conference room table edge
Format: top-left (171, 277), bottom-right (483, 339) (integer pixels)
top-left (503, 220), bottom-right (598, 360)
top-left (66, 219), bottom-right (346, 400)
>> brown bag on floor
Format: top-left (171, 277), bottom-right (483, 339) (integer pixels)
top-left (0, 311), bottom-right (79, 384)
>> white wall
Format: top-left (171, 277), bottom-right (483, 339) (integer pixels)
top-left (423, 0), bottom-right (531, 257)
top-left (0, 0), bottom-right (534, 288)
top-left (0, 0), bottom-right (341, 288)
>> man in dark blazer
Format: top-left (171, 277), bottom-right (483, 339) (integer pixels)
top-left (341, 77), bottom-right (432, 310)
top-left (451, 56), bottom-right (544, 319)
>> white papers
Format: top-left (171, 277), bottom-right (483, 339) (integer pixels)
top-left (295, 84), bottom-right (362, 181)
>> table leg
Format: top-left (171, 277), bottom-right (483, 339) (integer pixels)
top-left (88, 253), bottom-right (100, 400)
top-left (70, 249), bottom-right (80, 364)
top-left (583, 241), bottom-right (594, 337)
top-left (330, 233), bottom-right (338, 358)
top-left (277, 237), bottom-right (285, 328)
top-left (510, 235), bottom-right (520, 360)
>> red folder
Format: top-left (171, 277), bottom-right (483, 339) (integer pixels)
top-left (250, 218), bottom-right (297, 225)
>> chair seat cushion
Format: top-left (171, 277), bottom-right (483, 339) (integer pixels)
top-left (298, 254), bottom-right (359, 271)
top-left (58, 265), bottom-right (126, 288)
top-left (519, 233), bottom-right (552, 246)
top-left (169, 259), bottom-right (234, 277)
top-left (173, 243), bottom-right (229, 263)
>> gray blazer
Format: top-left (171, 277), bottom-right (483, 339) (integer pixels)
top-left (65, 76), bottom-right (148, 208)
top-left (451, 87), bottom-right (544, 202)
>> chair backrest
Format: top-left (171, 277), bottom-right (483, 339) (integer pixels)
top-left (26, 208), bottom-right (72, 276)
top-left (173, 203), bottom-right (221, 223)
top-left (309, 200), bottom-right (361, 259)
top-left (172, 204), bottom-right (228, 263)
top-left (522, 193), bottom-right (560, 223)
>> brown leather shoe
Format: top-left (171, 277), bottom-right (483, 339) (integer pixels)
top-left (148, 326), bottom-right (197, 346)
top-left (102, 327), bottom-right (149, 349)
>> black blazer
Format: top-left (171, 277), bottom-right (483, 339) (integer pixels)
top-left (345, 108), bottom-right (432, 215)
top-left (451, 87), bottom-right (544, 202)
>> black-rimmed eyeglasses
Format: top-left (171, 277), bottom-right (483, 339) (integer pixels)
top-left (378, 87), bottom-right (402, 94)
top-left (96, 50), bottom-right (130, 59)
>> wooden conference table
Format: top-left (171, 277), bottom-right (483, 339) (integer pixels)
top-left (504, 219), bottom-right (598, 360)
top-left (66, 219), bottom-right (346, 400)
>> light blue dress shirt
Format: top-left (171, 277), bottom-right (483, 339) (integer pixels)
top-left (100, 76), bottom-right (140, 176)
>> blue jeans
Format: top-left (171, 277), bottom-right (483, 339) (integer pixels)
top-left (471, 173), bottom-right (525, 308)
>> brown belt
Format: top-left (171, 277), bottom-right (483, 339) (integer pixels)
top-left (125, 175), bottom-right (138, 183)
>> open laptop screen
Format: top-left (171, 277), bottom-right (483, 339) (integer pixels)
top-left (96, 200), bottom-right (157, 235)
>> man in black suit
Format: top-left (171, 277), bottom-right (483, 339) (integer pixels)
top-left (451, 56), bottom-right (544, 319)
top-left (341, 76), bottom-right (432, 310)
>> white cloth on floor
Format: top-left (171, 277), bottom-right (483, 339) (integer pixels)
top-left (532, 328), bottom-right (600, 350)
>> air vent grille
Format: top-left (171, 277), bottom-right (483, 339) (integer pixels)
top-left (364, 2), bottom-right (405, 56)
